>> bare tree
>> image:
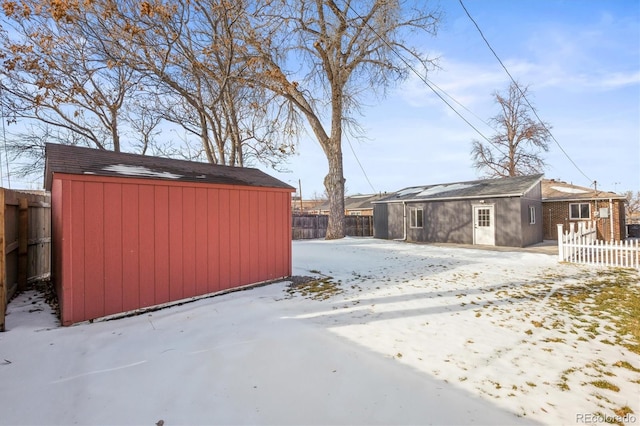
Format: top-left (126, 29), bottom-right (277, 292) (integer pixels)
top-left (471, 82), bottom-right (551, 178)
top-left (78, 0), bottom-right (296, 167)
top-left (243, 0), bottom-right (441, 239)
top-left (3, 123), bottom-right (84, 178)
top-left (0, 2), bottom-right (141, 151)
top-left (624, 190), bottom-right (640, 224)
top-left (1, 0), bottom-right (297, 170)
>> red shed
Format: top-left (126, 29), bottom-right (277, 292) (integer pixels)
top-left (44, 143), bottom-right (294, 325)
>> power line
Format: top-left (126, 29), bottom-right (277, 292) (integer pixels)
top-left (425, 78), bottom-right (498, 133)
top-left (342, 3), bottom-right (510, 159)
top-left (344, 133), bottom-right (377, 194)
top-left (458, 0), bottom-right (593, 184)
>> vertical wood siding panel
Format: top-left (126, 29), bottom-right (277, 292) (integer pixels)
top-left (169, 186), bottom-right (183, 300)
top-left (282, 191), bottom-right (290, 276)
top-left (228, 190), bottom-right (240, 288)
top-left (207, 189), bottom-right (220, 293)
top-left (51, 180), bottom-right (62, 319)
top-left (195, 187), bottom-right (208, 296)
top-left (275, 192), bottom-right (287, 277)
top-left (58, 179), bottom-right (73, 325)
top-left (287, 192), bottom-right (292, 275)
top-left (249, 191), bottom-right (260, 283)
top-left (258, 191), bottom-right (268, 280)
top-left (279, 192), bottom-right (291, 277)
top-left (218, 189), bottom-right (230, 290)
top-left (182, 187), bottom-right (196, 298)
top-left (138, 185), bottom-right (156, 308)
top-left (103, 183), bottom-right (123, 316)
top-left (239, 190), bottom-right (251, 285)
top-left (83, 182), bottom-right (105, 320)
top-left (70, 181), bottom-right (86, 323)
top-left (122, 184), bottom-right (140, 312)
top-left (154, 186), bottom-right (170, 305)
top-left (266, 192), bottom-right (276, 279)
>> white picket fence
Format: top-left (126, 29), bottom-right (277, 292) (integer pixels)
top-left (557, 222), bottom-right (640, 270)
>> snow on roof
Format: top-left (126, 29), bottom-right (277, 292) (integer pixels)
top-left (417, 183), bottom-right (476, 197)
top-left (397, 187), bottom-right (424, 196)
top-left (550, 185), bottom-right (588, 194)
top-left (102, 164), bottom-right (183, 180)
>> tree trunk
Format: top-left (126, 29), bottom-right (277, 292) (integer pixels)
top-left (324, 87), bottom-right (345, 239)
top-left (324, 142), bottom-right (345, 239)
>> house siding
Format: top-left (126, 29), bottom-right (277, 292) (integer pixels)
top-left (401, 197), bottom-right (537, 247)
top-left (407, 200), bottom-right (473, 244)
top-left (386, 203), bottom-right (405, 240)
top-left (519, 184), bottom-right (543, 247)
top-left (494, 198), bottom-right (522, 247)
top-left (377, 193), bottom-right (543, 248)
top-left (372, 203), bottom-right (389, 239)
top-left (373, 176), bottom-right (544, 248)
top-left (52, 173), bottom-right (292, 325)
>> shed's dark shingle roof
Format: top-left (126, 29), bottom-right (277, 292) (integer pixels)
top-left (377, 174), bottom-right (543, 203)
top-left (44, 143), bottom-right (294, 190)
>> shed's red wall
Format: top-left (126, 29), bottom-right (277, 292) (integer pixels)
top-left (52, 173), bottom-right (292, 325)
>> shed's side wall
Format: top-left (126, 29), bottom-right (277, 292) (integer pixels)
top-left (53, 174), bottom-right (292, 325)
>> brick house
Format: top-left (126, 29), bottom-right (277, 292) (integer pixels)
top-left (542, 179), bottom-right (627, 241)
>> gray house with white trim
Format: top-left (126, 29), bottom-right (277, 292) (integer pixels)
top-left (373, 174), bottom-right (544, 247)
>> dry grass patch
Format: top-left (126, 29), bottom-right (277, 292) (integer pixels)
top-left (549, 268), bottom-right (640, 354)
top-left (286, 276), bottom-right (343, 300)
top-left (590, 380), bottom-right (620, 392)
top-left (613, 360), bottom-right (640, 373)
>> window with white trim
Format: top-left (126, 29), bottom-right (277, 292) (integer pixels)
top-left (569, 203), bottom-right (590, 220)
top-left (529, 206), bottom-right (536, 224)
top-left (409, 207), bottom-right (423, 228)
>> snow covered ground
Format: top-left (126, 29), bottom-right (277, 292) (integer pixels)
top-left (1, 237), bottom-right (638, 425)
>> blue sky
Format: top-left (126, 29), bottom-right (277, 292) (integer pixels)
top-left (3, 1), bottom-right (637, 195)
top-left (268, 0), bottom-right (640, 198)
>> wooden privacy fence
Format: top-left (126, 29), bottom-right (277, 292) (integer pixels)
top-left (292, 214), bottom-right (373, 239)
top-left (1, 188), bottom-right (51, 331)
top-left (558, 222), bottom-right (639, 270)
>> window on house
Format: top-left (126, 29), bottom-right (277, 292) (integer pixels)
top-left (529, 206), bottom-right (536, 224)
top-left (410, 207), bottom-right (423, 228)
top-left (569, 203), bottom-right (590, 220)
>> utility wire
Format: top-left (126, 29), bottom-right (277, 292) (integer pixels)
top-left (458, 0), bottom-right (593, 184)
top-left (344, 132), bottom-right (377, 193)
top-left (426, 78), bottom-right (498, 133)
top-left (343, 3), bottom-right (509, 159)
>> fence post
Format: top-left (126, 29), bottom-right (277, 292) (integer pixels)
top-left (18, 198), bottom-right (28, 292)
top-left (557, 224), bottom-right (564, 262)
top-left (0, 189), bottom-right (5, 332)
